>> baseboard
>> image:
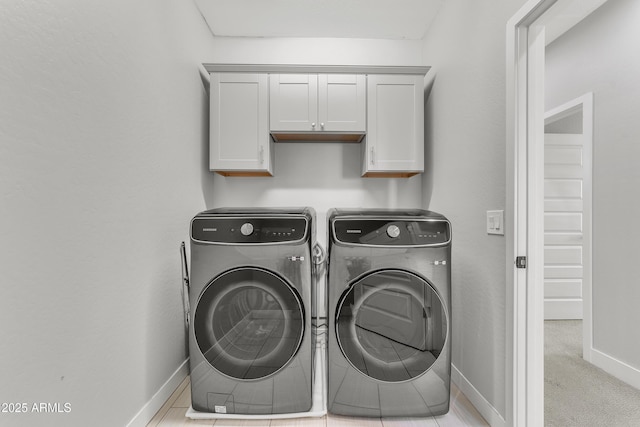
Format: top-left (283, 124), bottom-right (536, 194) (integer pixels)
top-left (590, 347), bottom-right (640, 390)
top-left (126, 358), bottom-right (190, 427)
top-left (451, 364), bottom-right (506, 427)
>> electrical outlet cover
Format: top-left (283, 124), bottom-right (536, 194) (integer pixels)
top-left (487, 210), bottom-right (504, 235)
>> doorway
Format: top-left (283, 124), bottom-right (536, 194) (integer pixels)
top-left (506, 1), bottom-right (608, 425)
top-left (508, 0), bottom-right (640, 423)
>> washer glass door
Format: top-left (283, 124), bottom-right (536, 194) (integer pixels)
top-left (336, 269), bottom-right (447, 382)
top-left (194, 267), bottom-right (304, 380)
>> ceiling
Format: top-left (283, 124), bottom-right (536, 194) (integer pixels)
top-left (541, 0), bottom-right (609, 44)
top-left (194, 0), bottom-right (445, 40)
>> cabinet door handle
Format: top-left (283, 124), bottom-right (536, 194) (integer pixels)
top-left (259, 146), bottom-right (265, 164)
top-left (370, 147), bottom-right (376, 165)
top-left (311, 122), bottom-right (316, 129)
top-left (320, 122), bottom-right (325, 129)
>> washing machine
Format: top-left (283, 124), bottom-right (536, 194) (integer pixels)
top-left (188, 207), bottom-right (316, 414)
top-left (327, 208), bottom-right (452, 417)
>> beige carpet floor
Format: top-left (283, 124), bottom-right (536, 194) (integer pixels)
top-left (545, 320), bottom-right (640, 426)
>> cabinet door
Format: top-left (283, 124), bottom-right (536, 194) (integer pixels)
top-left (210, 73), bottom-right (272, 176)
top-left (318, 74), bottom-right (366, 132)
top-left (270, 74), bottom-right (318, 132)
top-left (364, 74), bottom-right (424, 177)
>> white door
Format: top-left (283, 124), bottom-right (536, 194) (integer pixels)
top-left (269, 74), bottom-right (318, 132)
top-left (544, 133), bottom-right (585, 319)
top-left (364, 74), bottom-right (424, 176)
top-left (317, 74), bottom-right (366, 132)
top-left (210, 73), bottom-right (272, 175)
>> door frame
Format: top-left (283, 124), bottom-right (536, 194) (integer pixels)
top-left (506, 1), bottom-right (607, 425)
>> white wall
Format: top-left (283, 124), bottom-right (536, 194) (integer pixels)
top-left (0, 15), bottom-right (425, 424)
top-left (208, 143), bottom-right (422, 247)
top-left (202, 36), bottom-right (426, 248)
top-left (0, 1), bottom-right (214, 426)
top-left (202, 37), bottom-right (426, 320)
top-left (204, 36), bottom-right (424, 67)
top-left (546, 0), bottom-right (640, 381)
top-left (420, 0), bottom-right (528, 423)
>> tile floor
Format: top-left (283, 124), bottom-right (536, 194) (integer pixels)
top-left (147, 377), bottom-right (489, 427)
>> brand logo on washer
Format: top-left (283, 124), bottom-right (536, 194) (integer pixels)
top-left (288, 256), bottom-right (305, 262)
top-left (433, 260), bottom-right (447, 266)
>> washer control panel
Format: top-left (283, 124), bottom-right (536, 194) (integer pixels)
top-left (192, 217), bottom-right (307, 243)
top-left (333, 219), bottom-right (450, 246)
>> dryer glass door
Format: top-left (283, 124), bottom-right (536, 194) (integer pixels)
top-left (336, 269), bottom-right (447, 382)
top-left (194, 267), bottom-right (304, 380)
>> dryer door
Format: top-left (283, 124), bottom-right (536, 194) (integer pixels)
top-left (336, 269), bottom-right (448, 382)
top-left (194, 267), bottom-right (304, 380)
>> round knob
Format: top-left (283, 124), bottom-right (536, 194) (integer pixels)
top-left (240, 222), bottom-right (254, 236)
top-left (386, 225), bottom-right (401, 238)
top-left (321, 122), bottom-right (325, 128)
top-left (311, 122), bottom-right (316, 128)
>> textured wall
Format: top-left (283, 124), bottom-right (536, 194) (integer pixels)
top-left (202, 35), bottom-right (426, 238)
top-left (421, 0), bottom-right (529, 419)
top-left (201, 36), bottom-right (426, 318)
top-left (204, 36), bottom-right (424, 66)
top-left (0, 0), bottom-right (214, 425)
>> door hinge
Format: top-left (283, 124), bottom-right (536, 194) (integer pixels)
top-left (516, 256), bottom-right (527, 269)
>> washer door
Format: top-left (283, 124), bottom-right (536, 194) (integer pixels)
top-left (336, 269), bottom-right (448, 382)
top-left (194, 267), bottom-right (304, 380)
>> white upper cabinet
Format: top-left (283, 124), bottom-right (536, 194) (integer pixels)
top-left (270, 74), bottom-right (366, 140)
top-left (204, 64), bottom-right (428, 177)
top-left (209, 73), bottom-right (273, 176)
top-left (317, 74), bottom-right (366, 132)
top-left (269, 74), bottom-right (318, 132)
top-left (363, 74), bottom-right (424, 177)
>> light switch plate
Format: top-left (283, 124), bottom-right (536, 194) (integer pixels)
top-left (487, 210), bottom-right (504, 235)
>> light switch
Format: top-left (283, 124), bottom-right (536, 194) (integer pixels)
top-left (487, 210), bottom-right (504, 235)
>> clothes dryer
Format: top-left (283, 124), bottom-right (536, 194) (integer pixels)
top-left (327, 209), bottom-right (451, 417)
top-left (188, 207), bottom-right (315, 414)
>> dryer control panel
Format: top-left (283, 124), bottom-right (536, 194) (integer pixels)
top-left (333, 219), bottom-right (450, 246)
top-left (191, 217), bottom-right (308, 244)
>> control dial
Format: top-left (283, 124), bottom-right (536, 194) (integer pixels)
top-left (386, 225), bottom-right (401, 238)
top-left (240, 222), bottom-right (254, 236)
